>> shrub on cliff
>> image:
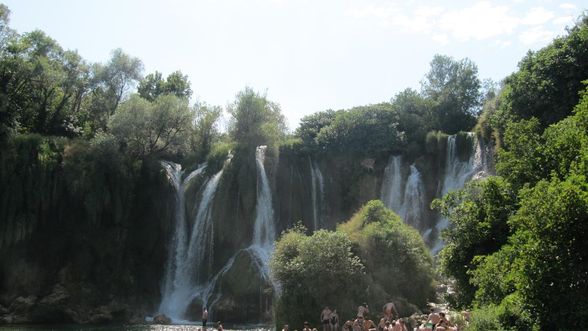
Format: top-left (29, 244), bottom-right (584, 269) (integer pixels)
top-left (270, 226), bottom-right (364, 329)
top-left (270, 201), bottom-right (435, 328)
top-left (338, 200), bottom-right (435, 308)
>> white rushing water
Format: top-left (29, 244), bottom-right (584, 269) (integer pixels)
top-left (159, 156), bottom-right (233, 321)
top-left (379, 134), bottom-right (489, 254)
top-left (160, 161), bottom-right (206, 313)
top-left (380, 155), bottom-right (404, 213)
top-left (399, 164), bottom-right (425, 230)
top-left (247, 146), bottom-right (276, 281)
top-left (431, 133), bottom-right (485, 253)
top-left (309, 157), bottom-right (325, 230)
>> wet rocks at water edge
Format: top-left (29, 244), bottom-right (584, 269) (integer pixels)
top-left (153, 314), bottom-right (172, 324)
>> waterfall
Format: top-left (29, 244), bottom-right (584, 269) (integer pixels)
top-left (159, 156), bottom-right (232, 321)
top-left (432, 133), bottom-right (485, 253)
top-left (247, 146), bottom-right (276, 281)
top-left (160, 161), bottom-right (206, 311)
top-left (399, 165), bottom-right (425, 230)
top-left (380, 155), bottom-right (404, 213)
top-left (309, 157), bottom-right (325, 230)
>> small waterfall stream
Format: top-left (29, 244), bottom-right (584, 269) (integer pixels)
top-left (380, 155), bottom-right (404, 213)
top-left (247, 146), bottom-right (276, 282)
top-left (399, 165), bottom-right (425, 230)
top-left (309, 157), bottom-right (325, 230)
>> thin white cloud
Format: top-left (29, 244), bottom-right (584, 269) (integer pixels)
top-left (559, 3), bottom-right (577, 10)
top-left (553, 15), bottom-right (574, 25)
top-left (519, 26), bottom-right (556, 45)
top-left (346, 1), bottom-right (575, 46)
top-left (521, 7), bottom-right (555, 25)
top-left (438, 2), bottom-right (519, 41)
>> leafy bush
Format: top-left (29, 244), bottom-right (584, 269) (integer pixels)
top-left (270, 226), bottom-right (364, 329)
top-left (338, 200), bottom-right (435, 308)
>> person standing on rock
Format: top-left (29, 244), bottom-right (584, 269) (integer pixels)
top-left (330, 309), bottom-right (340, 331)
top-left (202, 307), bottom-right (209, 327)
top-left (357, 303), bottom-right (369, 319)
top-left (382, 302), bottom-right (397, 321)
top-left (321, 306), bottom-right (332, 331)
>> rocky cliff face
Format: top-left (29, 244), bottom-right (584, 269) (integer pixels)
top-left (0, 134), bottom-right (491, 324)
top-left (0, 140), bottom-right (174, 324)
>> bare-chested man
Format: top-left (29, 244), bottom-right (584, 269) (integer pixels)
top-left (363, 319), bottom-right (377, 331)
top-left (357, 303), bottom-right (369, 318)
top-left (321, 306), bottom-right (332, 331)
top-left (382, 302), bottom-right (397, 321)
top-left (352, 317), bottom-right (364, 331)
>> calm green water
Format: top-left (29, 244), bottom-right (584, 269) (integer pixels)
top-left (0, 326), bottom-right (272, 331)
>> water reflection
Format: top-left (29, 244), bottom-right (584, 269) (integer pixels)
top-left (0, 326), bottom-right (273, 331)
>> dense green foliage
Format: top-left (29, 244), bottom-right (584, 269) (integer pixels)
top-left (487, 16), bottom-right (588, 135)
top-left (270, 226), bottom-right (364, 329)
top-left (437, 17), bottom-right (588, 330)
top-left (271, 201), bottom-right (434, 328)
top-left (433, 177), bottom-right (517, 307)
top-left (338, 200), bottom-right (435, 307)
top-left (137, 70), bottom-right (192, 101)
top-left (422, 55), bottom-right (481, 134)
top-left (228, 87), bottom-right (287, 150)
top-left (109, 94), bottom-right (194, 159)
top-left (293, 55), bottom-right (483, 158)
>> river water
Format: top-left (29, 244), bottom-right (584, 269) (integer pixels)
top-left (0, 326), bottom-right (272, 331)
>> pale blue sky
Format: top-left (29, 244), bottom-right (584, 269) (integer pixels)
top-left (3, 0), bottom-right (586, 129)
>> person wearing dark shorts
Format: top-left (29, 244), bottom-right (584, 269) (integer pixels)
top-left (202, 307), bottom-right (208, 327)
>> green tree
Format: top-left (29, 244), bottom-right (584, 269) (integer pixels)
top-left (511, 174), bottom-right (588, 329)
top-left (109, 94), bottom-right (194, 159)
top-left (338, 200), bottom-right (435, 308)
top-left (191, 102), bottom-right (222, 162)
top-left (137, 70), bottom-right (192, 101)
top-left (496, 118), bottom-right (545, 190)
top-left (486, 16), bottom-right (588, 138)
top-left (421, 54), bottom-right (481, 134)
top-left (88, 49), bottom-right (143, 131)
top-left (271, 226), bottom-right (364, 329)
top-left (433, 177), bottom-right (517, 308)
top-left (315, 104), bottom-right (403, 155)
top-left (391, 88), bottom-right (436, 156)
top-left (0, 29), bottom-right (92, 136)
top-left (295, 109), bottom-right (336, 152)
top-left (228, 87), bottom-right (287, 149)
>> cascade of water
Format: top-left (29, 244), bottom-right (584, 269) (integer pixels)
top-left (160, 162), bottom-right (206, 311)
top-left (432, 133), bottom-right (486, 253)
top-left (159, 157), bottom-right (233, 320)
top-left (248, 146), bottom-right (276, 280)
top-left (399, 164), bottom-right (425, 230)
top-left (309, 157), bottom-right (325, 230)
top-left (380, 155), bottom-right (404, 213)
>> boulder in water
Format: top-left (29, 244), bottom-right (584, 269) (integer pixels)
top-left (153, 314), bottom-right (172, 324)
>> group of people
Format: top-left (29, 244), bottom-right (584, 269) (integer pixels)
top-left (415, 309), bottom-right (464, 331)
top-left (282, 303), bottom-right (464, 331)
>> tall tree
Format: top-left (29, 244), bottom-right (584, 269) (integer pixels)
top-left (421, 54), bottom-right (481, 134)
top-left (89, 49), bottom-right (143, 131)
top-left (137, 70), bottom-right (192, 102)
top-left (228, 87), bottom-right (287, 148)
top-left (191, 102), bottom-right (221, 161)
top-left (109, 94), bottom-right (194, 158)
